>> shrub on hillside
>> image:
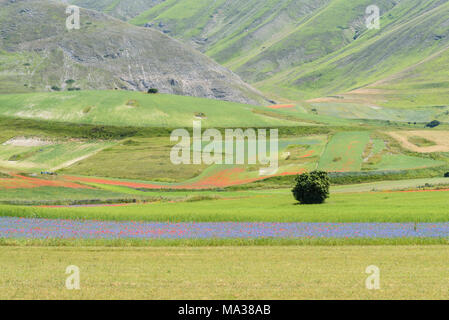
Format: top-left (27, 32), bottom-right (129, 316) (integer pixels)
top-left (82, 106), bottom-right (93, 114)
top-left (147, 88), bottom-right (158, 94)
top-left (426, 120), bottom-right (440, 128)
top-left (445, 172), bottom-right (449, 178)
top-left (292, 171), bottom-right (330, 204)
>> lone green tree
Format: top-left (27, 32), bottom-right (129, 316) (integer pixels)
top-left (292, 171), bottom-right (330, 204)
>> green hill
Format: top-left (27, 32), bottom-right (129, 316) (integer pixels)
top-left (62, 0), bottom-right (449, 110)
top-left (65, 0), bottom-right (163, 20)
top-left (0, 91), bottom-right (300, 128)
top-left (129, 0), bottom-right (334, 72)
top-left (126, 0), bottom-right (449, 108)
top-left (0, 0), bottom-right (267, 105)
top-left (305, 46), bottom-right (449, 119)
top-left (259, 0), bottom-right (449, 101)
top-left (5, 0), bottom-right (449, 116)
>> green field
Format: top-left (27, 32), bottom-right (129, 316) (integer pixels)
top-left (369, 154), bottom-right (445, 171)
top-left (305, 103), bottom-right (443, 123)
top-left (0, 101), bottom-right (447, 226)
top-left (316, 131), bottom-right (445, 173)
top-left (0, 186), bottom-right (147, 206)
top-left (0, 91), bottom-right (299, 128)
top-left (2, 245), bottom-right (449, 299)
top-left (2, 188), bottom-right (449, 223)
top-left (318, 132), bottom-right (370, 172)
top-left (59, 137), bottom-right (211, 181)
top-left (331, 177), bottom-right (449, 193)
top-left (58, 135), bottom-right (328, 182)
top-left (1, 174), bottom-right (449, 206)
top-left (0, 140), bottom-right (115, 172)
top-left (0, 125), bottom-right (444, 182)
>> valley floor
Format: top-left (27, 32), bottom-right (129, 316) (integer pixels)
top-left (2, 245), bottom-right (449, 300)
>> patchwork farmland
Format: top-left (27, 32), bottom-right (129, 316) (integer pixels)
top-left (1, 0), bottom-right (449, 301)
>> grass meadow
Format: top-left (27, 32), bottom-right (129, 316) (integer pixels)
top-left (2, 245), bottom-right (449, 299)
top-left (0, 91), bottom-right (298, 128)
top-left (59, 137), bottom-right (210, 181)
top-left (318, 131), bottom-right (370, 172)
top-left (0, 186), bottom-right (144, 205)
top-left (0, 140), bottom-right (115, 172)
top-left (2, 188), bottom-right (449, 223)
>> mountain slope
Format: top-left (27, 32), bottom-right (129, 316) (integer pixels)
top-left (0, 0), bottom-right (267, 105)
top-left (259, 0), bottom-right (449, 102)
top-left (130, 0), bottom-right (401, 81)
top-left (129, 0), bottom-right (449, 107)
top-left (8, 0), bottom-right (449, 109)
top-left (307, 41), bottom-right (449, 112)
top-left (63, 0), bottom-right (162, 21)
top-left (130, 0), bottom-right (332, 74)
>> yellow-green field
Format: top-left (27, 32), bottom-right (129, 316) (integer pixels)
top-left (1, 245), bottom-right (449, 300)
top-left (0, 91), bottom-right (298, 128)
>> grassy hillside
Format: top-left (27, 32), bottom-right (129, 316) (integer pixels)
top-left (360, 47), bottom-right (449, 110)
top-left (0, 0), bottom-right (266, 105)
top-left (260, 0), bottom-right (449, 101)
top-left (124, 0), bottom-right (449, 108)
top-left (130, 0), bottom-right (333, 73)
top-left (0, 91), bottom-right (297, 128)
top-left (62, 0), bottom-right (449, 109)
top-left (65, 0), bottom-right (163, 20)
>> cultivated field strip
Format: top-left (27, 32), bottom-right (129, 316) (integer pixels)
top-left (2, 218), bottom-right (449, 239)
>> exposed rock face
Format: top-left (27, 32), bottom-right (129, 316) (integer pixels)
top-left (0, 0), bottom-right (268, 105)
